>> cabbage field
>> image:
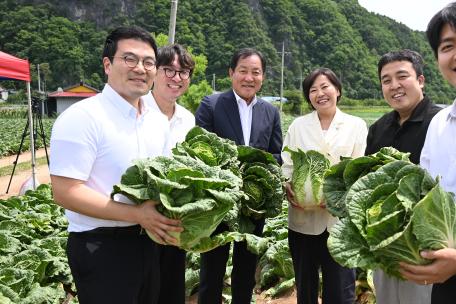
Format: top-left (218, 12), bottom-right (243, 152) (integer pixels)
top-left (0, 118), bottom-right (53, 157)
top-left (0, 186), bottom-right (293, 303)
top-left (0, 185), bottom-right (76, 303)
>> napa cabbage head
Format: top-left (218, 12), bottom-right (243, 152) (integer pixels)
top-left (173, 126), bottom-right (239, 171)
top-left (323, 147), bottom-right (412, 218)
top-left (112, 155), bottom-right (244, 252)
top-left (325, 157), bottom-right (454, 278)
top-left (283, 147), bottom-right (330, 208)
top-left (236, 145), bottom-right (284, 233)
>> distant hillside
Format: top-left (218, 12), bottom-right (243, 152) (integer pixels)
top-left (1, 0), bottom-right (453, 102)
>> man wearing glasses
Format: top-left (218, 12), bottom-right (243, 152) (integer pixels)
top-left (50, 26), bottom-right (182, 303)
top-left (143, 44), bottom-right (195, 304)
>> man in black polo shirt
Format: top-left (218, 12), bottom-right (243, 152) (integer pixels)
top-left (366, 49), bottom-right (441, 304)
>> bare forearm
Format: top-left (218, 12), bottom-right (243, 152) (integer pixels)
top-left (51, 175), bottom-right (183, 244)
top-left (51, 175), bottom-right (140, 223)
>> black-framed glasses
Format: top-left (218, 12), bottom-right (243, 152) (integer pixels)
top-left (159, 67), bottom-right (191, 80)
top-left (113, 55), bottom-right (156, 71)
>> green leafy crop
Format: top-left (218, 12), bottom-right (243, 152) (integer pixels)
top-left (283, 147), bottom-right (330, 208)
top-left (237, 145), bottom-right (284, 233)
top-left (112, 154), bottom-right (244, 252)
top-left (325, 148), bottom-right (456, 278)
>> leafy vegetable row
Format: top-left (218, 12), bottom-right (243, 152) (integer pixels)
top-left (0, 185), bottom-right (74, 303)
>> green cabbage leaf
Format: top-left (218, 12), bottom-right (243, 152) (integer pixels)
top-left (283, 147), bottom-right (329, 208)
top-left (236, 145), bottom-right (284, 233)
top-left (326, 148), bottom-right (456, 278)
top-left (112, 154), bottom-right (245, 252)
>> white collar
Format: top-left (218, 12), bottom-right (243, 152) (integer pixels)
top-left (147, 91), bottom-right (184, 121)
top-left (102, 84), bottom-right (149, 119)
top-left (447, 98), bottom-right (456, 121)
top-left (233, 90), bottom-right (257, 107)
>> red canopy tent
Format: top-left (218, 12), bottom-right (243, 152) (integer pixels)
top-left (0, 51), bottom-right (31, 81)
top-left (0, 50), bottom-right (38, 191)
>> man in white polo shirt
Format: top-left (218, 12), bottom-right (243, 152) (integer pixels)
top-left (399, 4), bottom-right (456, 303)
top-left (50, 26), bottom-right (182, 304)
top-left (143, 44), bottom-right (195, 304)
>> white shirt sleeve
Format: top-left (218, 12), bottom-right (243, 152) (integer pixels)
top-left (50, 107), bottom-right (98, 181)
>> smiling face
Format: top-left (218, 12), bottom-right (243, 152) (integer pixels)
top-left (103, 38), bottom-right (156, 105)
top-left (380, 60), bottom-right (424, 120)
top-left (229, 54), bottom-right (264, 103)
top-left (437, 23), bottom-right (456, 88)
top-left (153, 54), bottom-right (191, 103)
top-left (308, 74), bottom-right (340, 115)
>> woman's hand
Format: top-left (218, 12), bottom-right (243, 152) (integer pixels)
top-left (285, 182), bottom-right (304, 209)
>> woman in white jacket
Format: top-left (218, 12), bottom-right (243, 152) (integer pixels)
top-left (282, 68), bottom-right (368, 304)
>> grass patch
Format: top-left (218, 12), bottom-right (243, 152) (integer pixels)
top-left (341, 106), bottom-right (390, 126)
top-left (0, 156), bottom-right (48, 177)
top-left (281, 106), bottom-right (390, 131)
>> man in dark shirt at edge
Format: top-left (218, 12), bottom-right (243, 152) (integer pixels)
top-left (365, 49), bottom-right (441, 304)
top-left (366, 49), bottom-right (441, 163)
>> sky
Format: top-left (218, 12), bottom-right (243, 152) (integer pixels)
top-left (358, 0), bottom-right (453, 31)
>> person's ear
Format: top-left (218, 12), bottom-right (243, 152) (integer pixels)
top-left (418, 75), bottom-right (425, 89)
top-left (103, 57), bottom-right (112, 75)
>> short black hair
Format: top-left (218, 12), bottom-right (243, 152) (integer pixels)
top-left (229, 48), bottom-right (266, 73)
top-left (102, 26), bottom-right (158, 62)
top-left (377, 49), bottom-right (424, 80)
top-left (302, 68), bottom-right (342, 110)
top-left (427, 2), bottom-right (456, 58)
top-left (156, 44), bottom-right (195, 76)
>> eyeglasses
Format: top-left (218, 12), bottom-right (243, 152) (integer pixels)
top-left (159, 67), bottom-right (191, 80)
top-left (113, 55), bottom-right (156, 71)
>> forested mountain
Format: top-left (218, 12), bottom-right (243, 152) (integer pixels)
top-left (1, 0), bottom-right (454, 102)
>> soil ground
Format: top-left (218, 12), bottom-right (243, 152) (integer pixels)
top-left (185, 288), bottom-right (297, 304)
top-left (0, 148), bottom-right (50, 199)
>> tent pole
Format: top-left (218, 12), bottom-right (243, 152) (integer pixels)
top-left (26, 81), bottom-right (37, 189)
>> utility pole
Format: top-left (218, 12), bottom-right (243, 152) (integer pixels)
top-left (212, 74), bottom-right (216, 91)
top-left (37, 64), bottom-right (41, 93)
top-left (168, 0), bottom-right (178, 44)
top-left (277, 41), bottom-right (291, 114)
top-left (300, 70), bottom-right (303, 115)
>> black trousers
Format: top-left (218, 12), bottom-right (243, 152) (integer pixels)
top-left (198, 219), bottom-right (265, 304)
top-left (288, 229), bottom-right (355, 304)
top-left (156, 244), bottom-right (186, 304)
top-left (67, 226), bottom-right (159, 304)
top-left (432, 275), bottom-right (456, 303)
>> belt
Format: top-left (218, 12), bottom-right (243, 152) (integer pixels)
top-left (83, 225), bottom-right (145, 235)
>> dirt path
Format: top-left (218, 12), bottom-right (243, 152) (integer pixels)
top-left (0, 148), bottom-right (49, 167)
top-left (0, 148), bottom-right (50, 199)
top-left (185, 289), bottom-right (297, 304)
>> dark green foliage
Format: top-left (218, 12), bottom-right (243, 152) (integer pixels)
top-left (0, 185), bottom-right (72, 303)
top-left (1, 0), bottom-right (453, 103)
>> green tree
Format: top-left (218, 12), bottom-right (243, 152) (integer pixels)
top-left (179, 80), bottom-right (212, 113)
top-left (284, 89), bottom-right (305, 114)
